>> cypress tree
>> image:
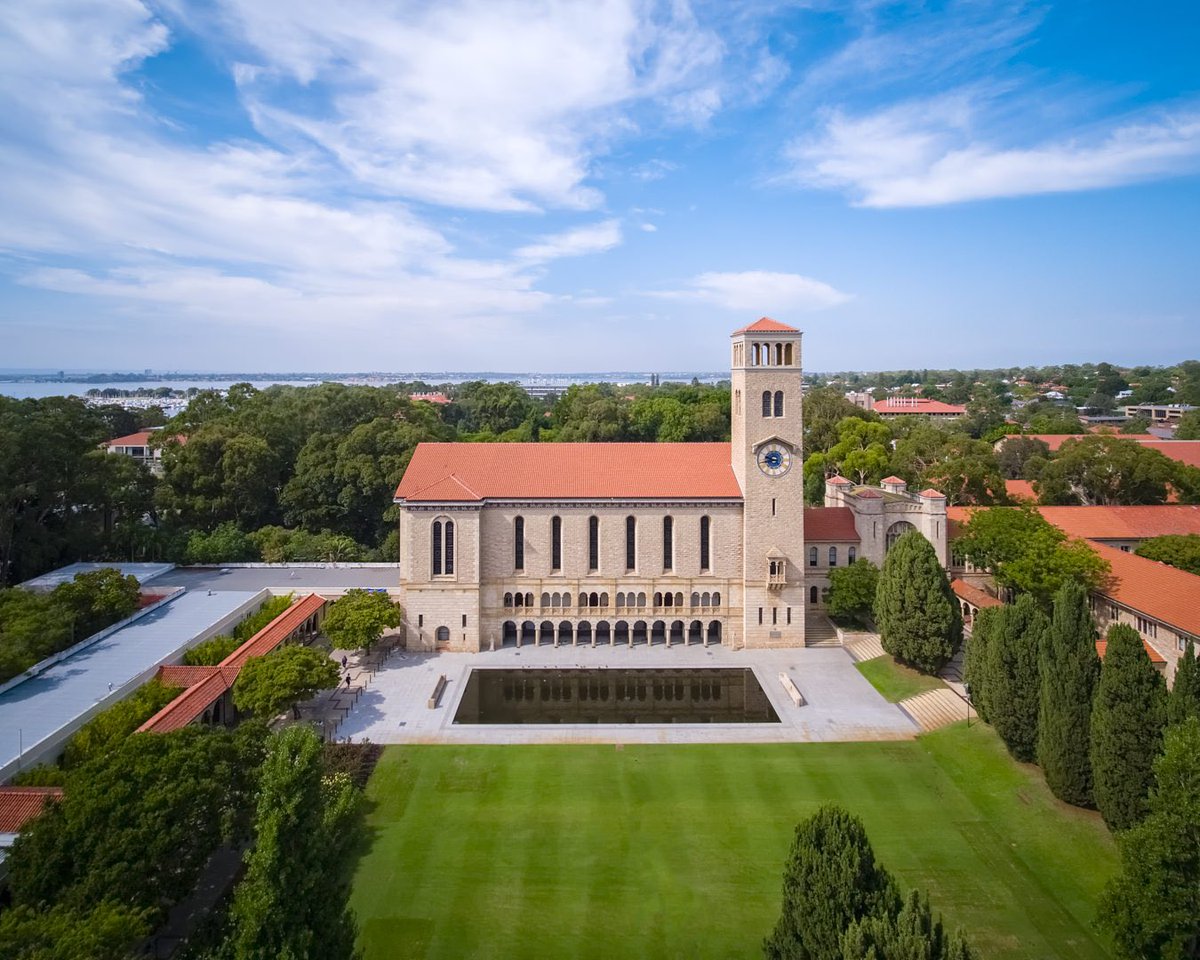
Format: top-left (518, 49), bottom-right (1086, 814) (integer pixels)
top-left (963, 606), bottom-right (1000, 723)
top-left (875, 531), bottom-right (963, 675)
top-left (764, 805), bottom-right (899, 960)
top-left (986, 594), bottom-right (1046, 763)
top-left (1091, 624), bottom-right (1167, 831)
top-left (841, 889), bottom-right (977, 960)
top-left (1037, 581), bottom-right (1100, 807)
top-left (1167, 641), bottom-right (1200, 726)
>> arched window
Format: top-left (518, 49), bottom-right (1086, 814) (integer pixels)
top-left (848, 546), bottom-right (857, 564)
top-left (699, 516), bottom-right (711, 571)
top-left (775, 343), bottom-right (783, 366)
top-left (886, 521), bottom-right (916, 552)
top-left (514, 516), bottom-right (524, 570)
top-left (504, 592), bottom-right (513, 607)
top-left (616, 592), bottom-right (625, 608)
top-left (774, 390), bottom-right (784, 417)
top-left (578, 592), bottom-right (588, 608)
top-left (808, 546), bottom-right (818, 567)
top-left (663, 515), bottom-right (674, 570)
top-left (540, 592), bottom-right (550, 608)
top-left (810, 586), bottom-right (818, 604)
top-left (599, 592), bottom-right (608, 607)
top-left (751, 342), bottom-right (760, 366)
top-left (712, 591), bottom-right (721, 607)
top-left (734, 389), bottom-right (741, 414)
top-left (626, 516), bottom-right (636, 570)
top-left (525, 592), bottom-right (534, 607)
top-left (690, 592), bottom-right (700, 608)
top-left (514, 592), bottom-right (524, 607)
top-left (636, 592), bottom-right (646, 607)
top-left (829, 546), bottom-right (838, 567)
top-left (785, 343), bottom-right (794, 366)
top-left (444, 520), bottom-right (455, 575)
top-left (431, 520), bottom-right (443, 575)
top-left (674, 592), bottom-right (683, 607)
top-left (551, 515), bottom-right (562, 571)
top-left (762, 390), bottom-right (772, 417)
top-left (435, 626), bottom-right (450, 643)
top-left (653, 592), bottom-right (663, 607)
top-left (588, 515), bottom-right (599, 571)
top-left (701, 592), bottom-right (711, 606)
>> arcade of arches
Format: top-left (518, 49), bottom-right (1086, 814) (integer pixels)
top-left (500, 619), bottom-right (721, 648)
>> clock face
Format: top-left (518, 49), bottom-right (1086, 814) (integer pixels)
top-left (757, 442), bottom-right (792, 477)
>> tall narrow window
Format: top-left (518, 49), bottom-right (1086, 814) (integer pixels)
top-left (588, 516), bottom-right (599, 571)
top-left (808, 546), bottom-right (817, 567)
top-left (514, 516), bottom-right (525, 571)
top-left (444, 520), bottom-right (455, 575)
top-left (828, 546), bottom-right (837, 567)
top-left (848, 546), bottom-right (856, 564)
top-left (663, 515), bottom-right (673, 570)
top-left (774, 390), bottom-right (784, 417)
top-left (626, 516), bottom-right (636, 570)
top-left (551, 516), bottom-right (562, 571)
top-left (699, 516), bottom-right (711, 571)
top-left (432, 520), bottom-right (443, 575)
top-left (762, 390), bottom-right (772, 417)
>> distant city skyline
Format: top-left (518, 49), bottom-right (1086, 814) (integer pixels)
top-left (1, 1), bottom-right (1198, 371)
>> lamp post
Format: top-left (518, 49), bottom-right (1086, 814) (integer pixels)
top-left (964, 682), bottom-right (972, 728)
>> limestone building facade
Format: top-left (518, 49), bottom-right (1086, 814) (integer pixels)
top-left (393, 318), bottom-right (947, 652)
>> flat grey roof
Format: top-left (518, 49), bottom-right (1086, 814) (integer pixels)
top-left (0, 589), bottom-right (261, 780)
top-left (152, 566), bottom-right (399, 593)
top-left (19, 562), bottom-right (175, 591)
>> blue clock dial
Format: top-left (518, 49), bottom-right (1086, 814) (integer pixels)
top-left (757, 443), bottom-right (792, 478)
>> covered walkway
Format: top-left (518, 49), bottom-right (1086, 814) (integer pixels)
top-left (498, 618), bottom-right (722, 649)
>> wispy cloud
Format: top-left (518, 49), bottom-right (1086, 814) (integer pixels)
top-left (651, 270), bottom-right (851, 312)
top-left (514, 220), bottom-right (623, 264)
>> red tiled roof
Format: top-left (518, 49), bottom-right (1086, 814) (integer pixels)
top-left (804, 507), bottom-right (860, 542)
top-left (1096, 638), bottom-right (1167, 665)
top-left (951, 578), bottom-right (1002, 609)
top-left (104, 430), bottom-right (154, 448)
top-left (220, 593), bottom-right (326, 670)
top-left (854, 488), bottom-right (882, 499)
top-left (732, 316), bottom-right (799, 334)
top-left (1005, 479), bottom-right (1037, 502)
top-left (1140, 441), bottom-right (1200, 470)
top-left (880, 476), bottom-right (905, 484)
top-left (157, 664), bottom-right (220, 688)
top-left (918, 488), bottom-right (947, 499)
top-left (873, 398), bottom-right (967, 415)
top-left (410, 392), bottom-right (451, 405)
top-left (826, 474), bottom-right (851, 485)
top-left (1037, 505), bottom-right (1200, 540)
top-left (137, 670), bottom-right (234, 734)
top-left (394, 443), bottom-right (742, 502)
top-left (0, 787), bottom-right (63, 832)
top-left (1091, 542), bottom-right (1200, 639)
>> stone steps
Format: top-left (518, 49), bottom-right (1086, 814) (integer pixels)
top-left (844, 636), bottom-right (885, 662)
top-left (804, 615), bottom-right (840, 648)
top-left (898, 687), bottom-right (975, 732)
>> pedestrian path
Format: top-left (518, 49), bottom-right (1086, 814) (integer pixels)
top-left (296, 638), bottom-right (403, 739)
top-left (898, 687), bottom-right (975, 732)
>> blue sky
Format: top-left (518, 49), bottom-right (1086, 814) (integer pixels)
top-left (1, 0), bottom-right (1198, 373)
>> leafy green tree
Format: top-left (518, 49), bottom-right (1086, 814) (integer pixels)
top-left (828, 418), bottom-right (892, 485)
top-left (52, 567), bottom-right (140, 640)
top-left (227, 727), bottom-right (363, 960)
top-left (1037, 582), bottom-right (1100, 808)
top-left (61, 678), bottom-right (182, 768)
top-left (1090, 625), bottom-right (1168, 830)
top-left (1168, 642), bottom-right (1200, 726)
top-left (233, 646), bottom-right (340, 720)
top-left (952, 506), bottom-right (1109, 607)
top-left (841, 890), bottom-right (976, 960)
top-left (1034, 436), bottom-right (1178, 505)
top-left (764, 805), bottom-right (899, 960)
top-left (803, 389), bottom-right (877, 455)
top-left (183, 633), bottom-right (243, 666)
top-left (996, 437), bottom-right (1051, 480)
top-left (549, 384), bottom-right (631, 441)
top-left (184, 521), bottom-right (257, 564)
top-left (1120, 416), bottom-right (1152, 435)
top-left (1135, 534), bottom-right (1200, 575)
top-left (0, 901), bottom-right (152, 960)
top-left (875, 531), bottom-right (962, 674)
top-left (1176, 409), bottom-right (1200, 440)
top-left (1098, 718), bottom-right (1200, 960)
top-left (323, 589), bottom-right (403, 652)
top-left (448, 381), bottom-right (537, 434)
top-left (984, 595), bottom-right (1046, 763)
top-left (891, 426), bottom-right (1005, 505)
top-left (826, 559), bottom-right (880, 622)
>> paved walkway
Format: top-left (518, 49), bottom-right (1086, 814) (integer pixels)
top-left (335, 643), bottom-right (919, 745)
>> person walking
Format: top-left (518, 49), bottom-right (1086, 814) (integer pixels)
top-left (341, 655), bottom-right (348, 670)
top-left (344, 673), bottom-right (352, 689)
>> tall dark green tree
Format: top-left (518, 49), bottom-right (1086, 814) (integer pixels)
top-left (986, 594), bottom-right (1047, 763)
top-left (1037, 581), bottom-right (1100, 807)
top-left (1168, 642), bottom-right (1200, 726)
top-left (764, 805), bottom-right (899, 960)
top-left (841, 890), bottom-right (977, 960)
top-left (1091, 624), bottom-right (1168, 831)
top-left (1098, 718), bottom-right (1200, 960)
top-left (874, 531), bottom-right (963, 674)
top-left (963, 606), bottom-right (1001, 723)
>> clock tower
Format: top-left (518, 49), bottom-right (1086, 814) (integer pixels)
top-left (731, 318), bottom-right (807, 646)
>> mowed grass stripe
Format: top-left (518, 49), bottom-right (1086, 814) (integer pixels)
top-left (353, 727), bottom-right (1117, 960)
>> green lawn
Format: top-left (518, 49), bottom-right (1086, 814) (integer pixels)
top-left (856, 654), bottom-right (948, 701)
top-left (351, 725), bottom-right (1116, 960)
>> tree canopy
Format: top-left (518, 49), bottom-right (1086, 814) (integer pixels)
top-left (1134, 534), bottom-right (1200, 575)
top-left (322, 589), bottom-right (403, 651)
top-left (233, 645), bottom-right (340, 719)
top-left (875, 531), bottom-right (962, 674)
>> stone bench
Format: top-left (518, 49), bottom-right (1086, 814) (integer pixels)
top-left (778, 672), bottom-right (805, 707)
top-left (427, 674), bottom-right (448, 709)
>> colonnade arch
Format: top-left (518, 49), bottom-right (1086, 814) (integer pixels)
top-left (497, 618), bottom-right (724, 648)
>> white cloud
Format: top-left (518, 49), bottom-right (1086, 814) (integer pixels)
top-left (640, 223), bottom-right (658, 232)
top-left (789, 96), bottom-right (1200, 207)
top-left (514, 220), bottom-right (623, 264)
top-left (652, 270), bottom-right (851, 312)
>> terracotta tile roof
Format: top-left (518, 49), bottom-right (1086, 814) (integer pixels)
top-left (732, 316), bottom-right (799, 334)
top-left (918, 488), bottom-right (947, 499)
top-left (157, 664), bottom-right (219, 688)
top-left (1096, 638), bottom-right (1166, 665)
top-left (826, 475), bottom-right (852, 485)
top-left (136, 670), bottom-right (233, 734)
top-left (1140, 441), bottom-right (1200, 470)
top-left (1037, 505), bottom-right (1200, 540)
top-left (0, 787), bottom-right (63, 832)
top-left (880, 476), bottom-right (905, 484)
top-left (220, 593), bottom-right (327, 670)
top-left (951, 578), bottom-right (1002, 609)
top-left (103, 430), bottom-right (154, 448)
top-left (394, 443), bottom-right (742, 502)
top-left (804, 507), bottom-right (860, 542)
top-left (1091, 541), bottom-right (1200, 639)
top-left (410, 392), bottom-right (451, 405)
top-left (854, 488), bottom-right (882, 499)
top-left (1005, 479), bottom-right (1037, 502)
top-left (873, 398), bottom-right (967, 415)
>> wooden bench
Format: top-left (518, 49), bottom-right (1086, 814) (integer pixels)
top-left (778, 672), bottom-right (805, 707)
top-left (427, 674), bottom-right (448, 709)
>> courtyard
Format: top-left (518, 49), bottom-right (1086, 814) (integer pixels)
top-left (350, 724), bottom-right (1118, 960)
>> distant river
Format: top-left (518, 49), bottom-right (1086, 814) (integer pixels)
top-left (0, 378), bottom-right (383, 400)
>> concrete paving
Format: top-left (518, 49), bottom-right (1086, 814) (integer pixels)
top-left (336, 643), bottom-right (919, 745)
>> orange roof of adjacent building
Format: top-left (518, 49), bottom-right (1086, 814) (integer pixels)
top-left (918, 488), bottom-right (947, 499)
top-left (804, 507), bottom-right (860, 542)
top-left (103, 430), bottom-right (155, 448)
top-left (1140, 441), bottom-right (1200, 470)
top-left (1005, 479), bottom-right (1037, 502)
top-left (1096, 638), bottom-right (1167, 665)
top-left (395, 443), bottom-right (742, 502)
top-left (0, 787), bottom-right (63, 832)
top-left (410, 392), bottom-right (451, 405)
top-left (1034, 505), bottom-right (1200, 541)
top-left (732, 316), bottom-right (799, 334)
top-left (951, 579), bottom-right (1003, 609)
top-left (219, 593), bottom-right (327, 670)
top-left (873, 398), bottom-right (967, 415)
top-left (1091, 542), bottom-right (1200, 639)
